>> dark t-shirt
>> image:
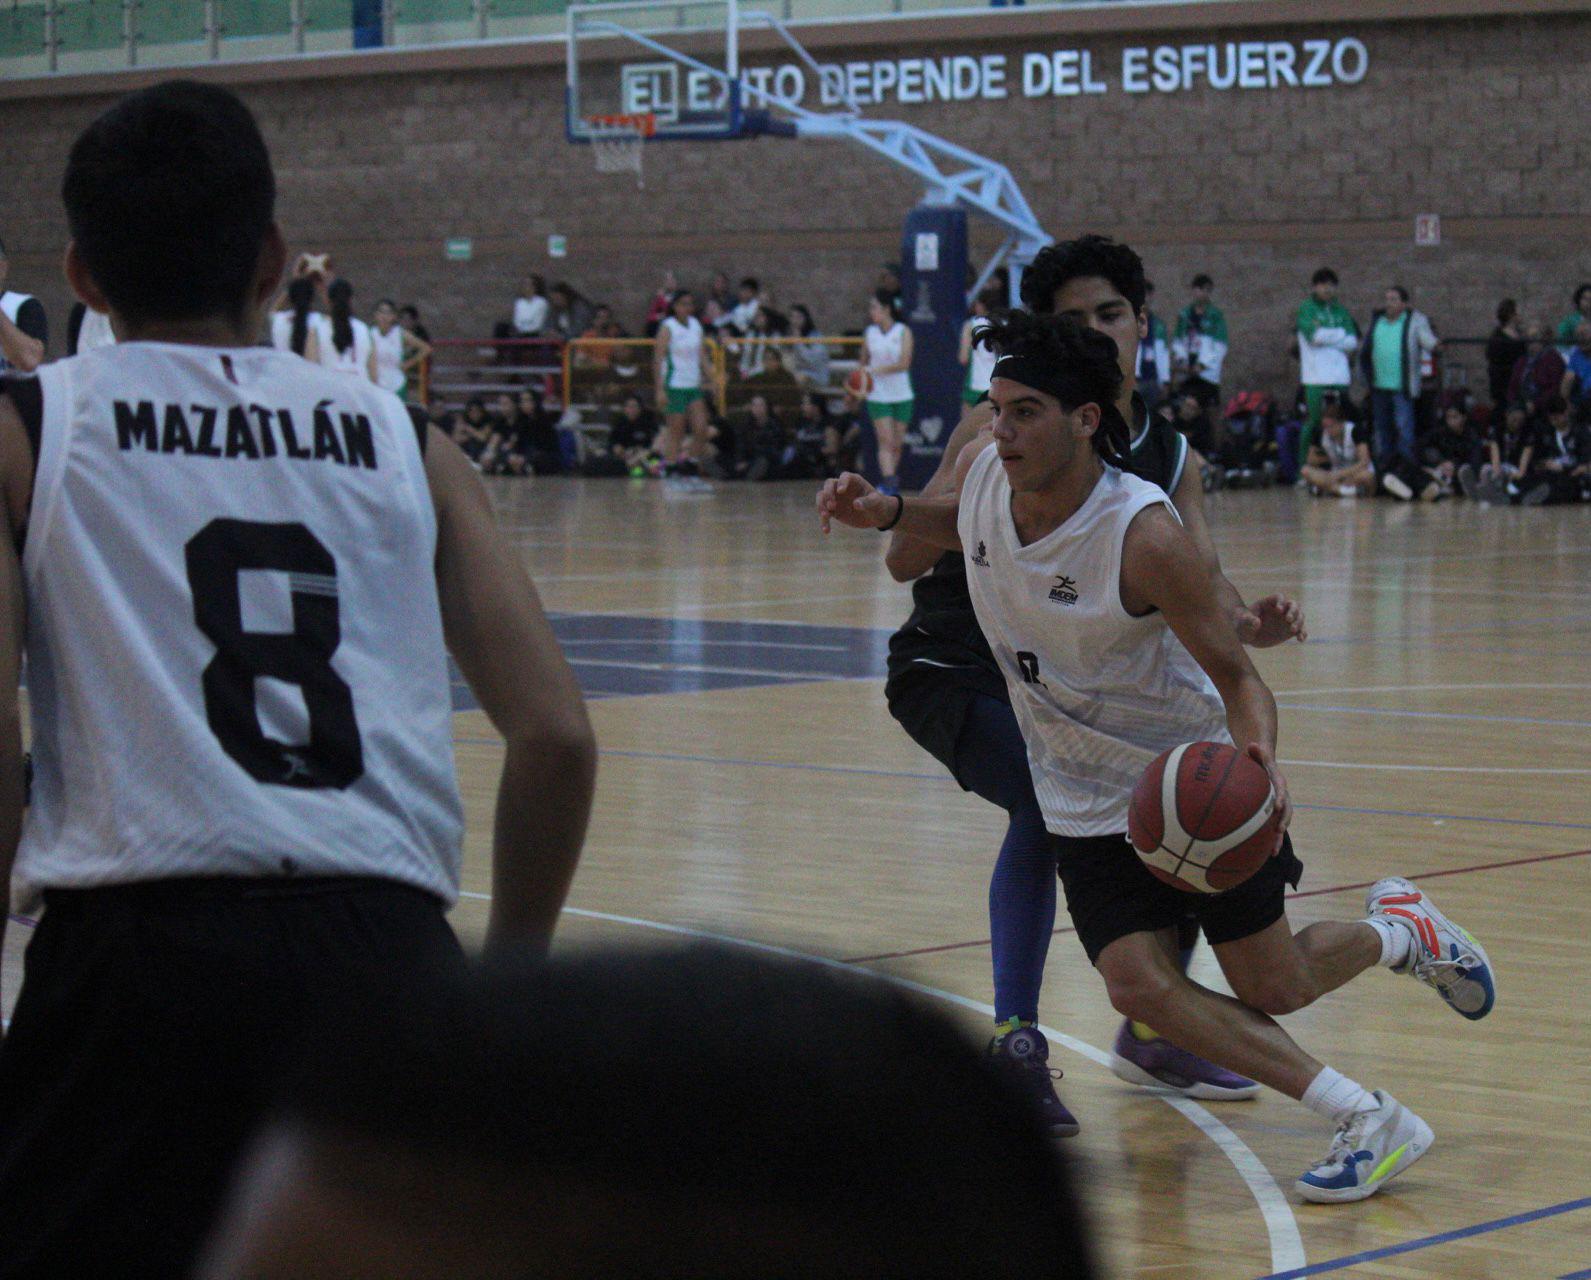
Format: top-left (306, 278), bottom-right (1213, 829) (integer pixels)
top-left (886, 394), bottom-right (1186, 702)
top-left (0, 296), bottom-right (48, 371)
top-left (608, 409), bottom-right (657, 453)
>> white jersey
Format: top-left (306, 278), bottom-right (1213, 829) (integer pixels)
top-left (270, 309), bottom-right (328, 357)
top-left (958, 446), bottom-right (1229, 836)
top-left (661, 315), bottom-right (704, 390)
top-left (76, 307), bottom-right (117, 353)
top-left (319, 315), bottom-right (373, 379)
top-left (14, 342), bottom-right (463, 904)
top-left (864, 322), bottom-right (912, 402)
top-left (371, 323), bottom-right (407, 394)
top-left (965, 316), bottom-right (997, 395)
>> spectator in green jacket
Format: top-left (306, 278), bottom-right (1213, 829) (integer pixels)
top-left (1172, 273), bottom-right (1228, 411)
top-left (1295, 267), bottom-right (1360, 465)
top-left (1554, 283), bottom-right (1591, 354)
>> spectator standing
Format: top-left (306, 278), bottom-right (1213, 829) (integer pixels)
top-left (1360, 285), bottom-right (1439, 468)
top-left (1135, 280), bottom-right (1171, 411)
top-left (1171, 273), bottom-right (1228, 411)
top-left (1554, 283), bottom-right (1591, 353)
top-left (643, 270), bottom-right (676, 337)
top-left (959, 288), bottom-right (1000, 407)
top-left (1295, 267), bottom-right (1360, 465)
top-left (0, 236), bottom-right (47, 373)
top-left (1300, 399), bottom-right (1375, 497)
top-left (270, 275), bottom-right (324, 361)
top-left (512, 275), bottom-right (549, 338)
top-left (371, 298), bottom-right (430, 401)
top-left (707, 270), bottom-right (734, 314)
top-left (788, 303), bottom-right (830, 388)
top-left (399, 304), bottom-right (430, 344)
top-left (724, 276), bottom-right (762, 336)
top-left (319, 278), bottom-right (375, 381)
top-left (1560, 322), bottom-right (1591, 420)
top-left (1509, 322), bottom-right (1566, 417)
top-left (1485, 299), bottom-right (1528, 411)
top-left (861, 289), bottom-right (914, 497)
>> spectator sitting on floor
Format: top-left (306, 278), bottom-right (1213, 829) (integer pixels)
top-left (423, 391), bottom-right (456, 437)
top-left (1485, 299), bottom-right (1528, 413)
top-left (1170, 389), bottom-right (1216, 456)
top-left (480, 392), bottom-right (530, 475)
top-left (788, 304), bottom-right (830, 388)
top-left (548, 283), bottom-right (593, 342)
top-left (1554, 282), bottom-right (1591, 353)
top-left (592, 393), bottom-right (660, 477)
top-left (823, 396), bottom-right (864, 476)
top-left (513, 274), bottom-right (549, 337)
top-left (1559, 322), bottom-right (1591, 421)
top-left (1301, 400), bottom-right (1375, 497)
top-left (1524, 396), bottom-right (1591, 504)
top-left (791, 391), bottom-right (831, 477)
top-left (452, 396), bottom-right (493, 463)
top-left (734, 394), bottom-right (789, 481)
top-left (1473, 403), bottom-right (1546, 506)
top-left (1424, 401), bottom-right (1485, 498)
top-left (513, 386), bottom-right (566, 476)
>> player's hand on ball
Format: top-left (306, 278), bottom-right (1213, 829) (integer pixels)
top-left (1245, 743), bottom-right (1291, 850)
top-left (817, 473), bottom-right (893, 534)
top-left (1240, 594), bottom-right (1307, 647)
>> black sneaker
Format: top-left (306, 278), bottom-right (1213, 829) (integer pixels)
top-left (989, 1023), bottom-right (1080, 1137)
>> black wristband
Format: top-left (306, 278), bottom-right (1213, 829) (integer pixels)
top-left (877, 492), bottom-right (905, 532)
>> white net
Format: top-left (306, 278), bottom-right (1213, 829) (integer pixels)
top-left (587, 115), bottom-right (652, 189)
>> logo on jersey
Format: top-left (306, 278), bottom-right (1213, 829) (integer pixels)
top-left (1015, 651), bottom-right (1046, 688)
top-left (1049, 574), bottom-right (1079, 606)
top-left (970, 540), bottom-right (990, 568)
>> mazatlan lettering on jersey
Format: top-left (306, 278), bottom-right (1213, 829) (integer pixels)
top-left (113, 397), bottom-right (377, 468)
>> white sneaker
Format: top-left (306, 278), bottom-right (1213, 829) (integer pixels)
top-left (1366, 877), bottom-right (1496, 1020)
top-left (1297, 1090), bottom-right (1434, 1203)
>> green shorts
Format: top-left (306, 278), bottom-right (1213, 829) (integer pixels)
top-left (867, 398), bottom-right (914, 423)
top-left (665, 386), bottom-right (706, 415)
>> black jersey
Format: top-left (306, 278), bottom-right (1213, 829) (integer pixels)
top-left (885, 397), bottom-right (1190, 701)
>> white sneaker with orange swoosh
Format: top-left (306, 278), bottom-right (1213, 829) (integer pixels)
top-left (1366, 877), bottom-right (1496, 1021)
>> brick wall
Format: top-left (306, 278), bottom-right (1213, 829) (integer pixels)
top-left (2, 9), bottom-right (1587, 397)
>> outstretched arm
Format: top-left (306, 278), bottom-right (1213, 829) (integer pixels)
top-left (1171, 451), bottom-right (1306, 646)
top-left (819, 437), bottom-right (988, 549)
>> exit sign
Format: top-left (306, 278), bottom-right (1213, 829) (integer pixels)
top-left (444, 237), bottom-right (473, 261)
top-left (1414, 214), bottom-right (1440, 247)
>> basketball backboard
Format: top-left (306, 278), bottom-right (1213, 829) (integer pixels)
top-left (566, 0), bottom-right (745, 143)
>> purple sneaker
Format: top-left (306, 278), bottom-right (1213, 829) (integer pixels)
top-left (990, 1024), bottom-right (1081, 1137)
top-left (1109, 1020), bottom-right (1261, 1100)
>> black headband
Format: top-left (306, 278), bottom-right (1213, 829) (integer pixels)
top-left (991, 354), bottom-right (1129, 436)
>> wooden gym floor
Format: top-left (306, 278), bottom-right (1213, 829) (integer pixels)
top-left (6, 476), bottom-right (1590, 1278)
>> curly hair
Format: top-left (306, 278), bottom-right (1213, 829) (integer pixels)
top-left (1019, 234), bottom-right (1147, 317)
top-left (976, 309), bottom-right (1130, 468)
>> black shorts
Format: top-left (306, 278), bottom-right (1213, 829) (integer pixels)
top-left (0, 875), bottom-right (462, 1280)
top-left (884, 669), bottom-right (991, 787)
top-left (1055, 831), bottom-right (1303, 964)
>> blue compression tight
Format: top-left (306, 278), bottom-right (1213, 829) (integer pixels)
top-left (951, 694), bottom-right (1055, 1024)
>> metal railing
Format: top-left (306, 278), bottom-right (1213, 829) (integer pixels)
top-left (0, 0), bottom-right (1255, 77)
top-left (420, 336), bottom-right (565, 409)
top-left (562, 334), bottom-right (863, 419)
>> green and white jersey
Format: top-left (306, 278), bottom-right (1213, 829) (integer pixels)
top-left (865, 322), bottom-right (913, 402)
top-left (661, 315), bottom-right (705, 391)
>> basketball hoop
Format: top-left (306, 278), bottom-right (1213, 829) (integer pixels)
top-left (586, 113), bottom-right (656, 189)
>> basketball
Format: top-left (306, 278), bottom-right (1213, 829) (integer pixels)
top-left (1128, 741), bottom-right (1280, 894)
top-left (845, 367), bottom-right (873, 398)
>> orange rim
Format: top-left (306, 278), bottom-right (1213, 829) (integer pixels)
top-left (584, 112), bottom-right (658, 139)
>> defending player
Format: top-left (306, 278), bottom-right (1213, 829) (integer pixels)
top-left (0, 81), bottom-right (596, 1277)
top-left (820, 311), bottom-right (1495, 1203)
top-left (883, 236), bottom-right (1304, 1132)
